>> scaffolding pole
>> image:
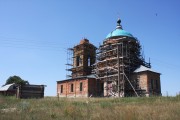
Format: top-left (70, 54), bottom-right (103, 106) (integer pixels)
top-left (117, 44), bottom-right (120, 97)
top-left (94, 37), bottom-right (147, 97)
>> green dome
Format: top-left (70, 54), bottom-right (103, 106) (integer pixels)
top-left (106, 18), bottom-right (133, 39)
top-left (106, 29), bottom-right (133, 38)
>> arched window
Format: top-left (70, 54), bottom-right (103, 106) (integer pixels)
top-left (60, 85), bottom-right (63, 93)
top-left (156, 80), bottom-right (158, 89)
top-left (80, 82), bottom-right (83, 91)
top-left (76, 56), bottom-right (80, 66)
top-left (151, 79), bottom-right (154, 89)
top-left (71, 84), bottom-right (74, 92)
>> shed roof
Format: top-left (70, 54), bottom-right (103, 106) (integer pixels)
top-left (0, 83), bottom-right (15, 91)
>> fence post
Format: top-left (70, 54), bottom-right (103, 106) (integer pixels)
top-left (58, 93), bottom-right (60, 101)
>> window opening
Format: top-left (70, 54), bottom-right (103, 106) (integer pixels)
top-left (60, 85), bottom-right (63, 93)
top-left (71, 84), bottom-right (74, 92)
top-left (80, 82), bottom-right (83, 91)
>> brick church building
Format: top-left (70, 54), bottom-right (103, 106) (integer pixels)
top-left (57, 19), bottom-right (161, 97)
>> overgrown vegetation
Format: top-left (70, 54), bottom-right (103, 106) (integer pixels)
top-left (4, 75), bottom-right (29, 86)
top-left (0, 95), bottom-right (180, 120)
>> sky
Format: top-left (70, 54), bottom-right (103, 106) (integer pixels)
top-left (0, 0), bottom-right (180, 96)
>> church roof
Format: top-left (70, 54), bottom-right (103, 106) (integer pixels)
top-left (134, 65), bottom-right (159, 73)
top-left (57, 74), bottom-right (97, 83)
top-left (106, 18), bottom-right (133, 39)
top-left (106, 29), bottom-right (133, 38)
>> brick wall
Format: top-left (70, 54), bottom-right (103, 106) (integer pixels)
top-left (146, 71), bottom-right (161, 96)
top-left (132, 71), bottom-right (161, 96)
top-left (57, 78), bottom-right (97, 98)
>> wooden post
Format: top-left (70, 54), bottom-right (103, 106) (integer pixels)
top-left (16, 86), bottom-right (20, 99)
top-left (58, 93), bottom-right (59, 101)
top-left (104, 82), bottom-right (107, 96)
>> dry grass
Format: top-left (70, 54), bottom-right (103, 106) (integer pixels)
top-left (0, 95), bottom-right (180, 120)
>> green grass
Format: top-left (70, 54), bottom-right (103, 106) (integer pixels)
top-left (0, 95), bottom-right (180, 120)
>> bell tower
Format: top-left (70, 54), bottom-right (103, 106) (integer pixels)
top-left (71, 39), bottom-right (96, 78)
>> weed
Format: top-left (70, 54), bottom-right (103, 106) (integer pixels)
top-left (0, 96), bottom-right (179, 120)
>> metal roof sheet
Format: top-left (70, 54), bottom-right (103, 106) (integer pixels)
top-left (57, 74), bottom-right (97, 82)
top-left (134, 65), bottom-right (159, 73)
top-left (0, 83), bottom-right (15, 91)
top-left (106, 29), bottom-right (133, 39)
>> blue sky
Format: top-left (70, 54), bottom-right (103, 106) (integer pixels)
top-left (0, 0), bottom-right (180, 96)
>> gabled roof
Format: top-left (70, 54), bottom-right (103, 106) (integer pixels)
top-left (0, 83), bottom-right (15, 91)
top-left (134, 65), bottom-right (159, 73)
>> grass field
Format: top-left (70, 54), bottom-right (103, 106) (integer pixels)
top-left (0, 95), bottom-right (180, 120)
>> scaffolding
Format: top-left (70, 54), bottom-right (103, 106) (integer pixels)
top-left (93, 36), bottom-right (150, 97)
top-left (66, 48), bottom-right (73, 79)
top-left (66, 39), bottom-right (97, 79)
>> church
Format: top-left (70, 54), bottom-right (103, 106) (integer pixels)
top-left (57, 19), bottom-right (161, 97)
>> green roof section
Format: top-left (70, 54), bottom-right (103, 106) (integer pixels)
top-left (106, 18), bottom-right (134, 39)
top-left (106, 29), bottom-right (133, 38)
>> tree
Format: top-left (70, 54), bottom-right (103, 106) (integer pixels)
top-left (5, 75), bottom-right (29, 86)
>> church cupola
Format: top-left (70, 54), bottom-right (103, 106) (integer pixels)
top-left (116, 18), bottom-right (122, 29)
top-left (106, 18), bottom-right (133, 39)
